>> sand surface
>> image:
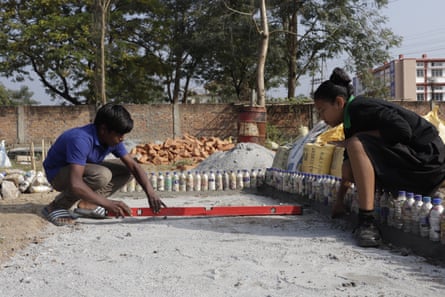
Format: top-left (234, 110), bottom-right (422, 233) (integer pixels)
top-left (1, 192), bottom-right (444, 297)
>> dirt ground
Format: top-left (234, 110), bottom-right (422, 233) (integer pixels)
top-left (0, 192), bottom-right (57, 264)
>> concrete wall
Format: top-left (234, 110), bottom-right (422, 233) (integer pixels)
top-left (0, 102), bottom-right (443, 147)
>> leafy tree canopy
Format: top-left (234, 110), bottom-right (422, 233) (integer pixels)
top-left (0, 0), bottom-right (400, 105)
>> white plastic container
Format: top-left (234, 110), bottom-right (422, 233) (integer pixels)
top-left (157, 172), bottom-right (165, 192)
top-left (150, 172), bottom-right (157, 190)
top-left (208, 171), bottom-right (216, 191)
top-left (429, 198), bottom-right (444, 242)
top-left (194, 171), bottom-right (201, 192)
top-left (242, 169), bottom-right (250, 189)
top-left (402, 192), bottom-right (415, 233)
top-left (419, 196), bottom-right (433, 237)
top-left (164, 172), bottom-right (172, 192)
top-left (186, 171), bottom-right (194, 192)
top-left (201, 171), bottom-right (209, 191)
top-left (215, 171), bottom-right (223, 191)
top-left (172, 171), bottom-right (180, 192)
top-left (410, 195), bottom-right (423, 235)
top-left (179, 171), bottom-right (186, 192)
top-left (393, 190), bottom-right (407, 229)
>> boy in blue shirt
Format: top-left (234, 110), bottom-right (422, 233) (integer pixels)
top-left (42, 103), bottom-right (165, 226)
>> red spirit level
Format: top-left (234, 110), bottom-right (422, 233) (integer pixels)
top-left (107, 205), bottom-right (302, 217)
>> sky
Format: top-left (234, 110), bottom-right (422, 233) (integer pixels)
top-left (1, 0), bottom-right (445, 105)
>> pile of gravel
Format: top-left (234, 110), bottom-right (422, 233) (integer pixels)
top-left (194, 142), bottom-right (275, 172)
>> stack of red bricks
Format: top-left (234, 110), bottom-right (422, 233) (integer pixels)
top-left (130, 133), bottom-right (234, 166)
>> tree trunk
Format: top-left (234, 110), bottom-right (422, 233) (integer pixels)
top-left (287, 9), bottom-right (297, 99)
top-left (94, 0), bottom-right (110, 106)
top-left (256, 0), bottom-right (269, 107)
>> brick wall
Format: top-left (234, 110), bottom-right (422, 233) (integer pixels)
top-left (0, 101), bottom-right (443, 148)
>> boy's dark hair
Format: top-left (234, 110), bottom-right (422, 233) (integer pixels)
top-left (313, 67), bottom-right (354, 103)
top-left (94, 103), bottom-right (134, 134)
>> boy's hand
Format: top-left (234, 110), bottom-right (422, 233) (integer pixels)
top-left (106, 200), bottom-right (132, 217)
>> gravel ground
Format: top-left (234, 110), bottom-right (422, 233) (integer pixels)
top-left (1, 192), bottom-right (444, 297)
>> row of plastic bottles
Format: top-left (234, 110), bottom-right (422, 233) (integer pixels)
top-left (374, 190), bottom-right (445, 244)
top-left (263, 168), bottom-right (445, 245)
top-left (121, 169), bottom-right (266, 193)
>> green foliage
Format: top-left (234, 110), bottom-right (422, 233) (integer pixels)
top-left (0, 0), bottom-right (400, 105)
top-left (0, 84), bottom-right (38, 105)
top-left (266, 123), bottom-right (288, 146)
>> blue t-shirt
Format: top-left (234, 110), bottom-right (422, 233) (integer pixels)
top-left (43, 124), bottom-right (128, 182)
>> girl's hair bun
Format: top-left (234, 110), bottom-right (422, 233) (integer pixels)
top-left (329, 67), bottom-right (351, 87)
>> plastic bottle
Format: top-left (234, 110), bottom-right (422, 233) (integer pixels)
top-left (236, 170), bottom-right (244, 190)
top-left (150, 172), bottom-right (157, 190)
top-left (179, 171), bottom-right (187, 192)
top-left (135, 179), bottom-right (143, 192)
top-left (222, 170), bottom-right (230, 190)
top-left (379, 190), bottom-right (389, 225)
top-left (194, 171), bottom-right (201, 192)
top-left (164, 172), bottom-right (172, 192)
top-left (429, 198), bottom-right (444, 242)
top-left (402, 192), bottom-right (415, 233)
top-left (201, 171), bottom-right (209, 191)
top-left (257, 169), bottom-right (265, 187)
top-left (250, 169), bottom-right (257, 189)
top-left (393, 190), bottom-right (407, 229)
top-left (186, 171), bottom-right (194, 192)
top-left (419, 196), bottom-right (433, 237)
top-left (410, 194), bottom-right (423, 235)
top-left (208, 171), bottom-right (216, 191)
top-left (157, 172), bottom-right (165, 192)
top-left (127, 178), bottom-right (136, 192)
top-left (242, 169), bottom-right (251, 189)
top-left (387, 192), bottom-right (395, 227)
top-left (229, 170), bottom-right (237, 190)
top-left (440, 211), bottom-right (445, 245)
top-left (215, 170), bottom-right (223, 191)
top-left (265, 168), bottom-right (273, 186)
top-left (373, 188), bottom-right (381, 222)
top-left (172, 171), bottom-right (180, 192)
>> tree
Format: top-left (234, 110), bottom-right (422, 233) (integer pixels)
top-left (0, 83), bottom-right (38, 105)
top-left (256, 0), bottom-right (269, 107)
top-left (0, 0), bottom-right (400, 105)
top-left (0, 1), bottom-right (95, 105)
top-left (93, 0), bottom-right (112, 105)
top-left (270, 0), bottom-right (401, 98)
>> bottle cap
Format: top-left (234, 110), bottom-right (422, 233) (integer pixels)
top-left (432, 198), bottom-right (442, 205)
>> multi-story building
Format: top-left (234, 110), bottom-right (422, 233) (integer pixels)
top-left (354, 54), bottom-right (445, 101)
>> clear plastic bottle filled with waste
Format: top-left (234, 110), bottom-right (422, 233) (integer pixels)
top-left (194, 171), bottom-right (201, 192)
top-left (419, 196), bottom-right (433, 237)
top-left (402, 192), bottom-right (415, 233)
top-left (157, 172), bottom-right (165, 192)
top-left (208, 171), bottom-right (216, 191)
top-left (186, 171), bottom-right (194, 192)
top-left (410, 194), bottom-right (423, 235)
top-left (393, 190), bottom-right (407, 229)
top-left (429, 197), bottom-right (444, 242)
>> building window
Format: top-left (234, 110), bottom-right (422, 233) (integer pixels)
top-left (417, 93), bottom-right (424, 101)
top-left (431, 69), bottom-right (443, 77)
top-left (416, 62), bottom-right (424, 67)
top-left (431, 62), bottom-right (443, 67)
top-left (416, 69), bottom-right (424, 77)
top-left (432, 93), bottom-right (443, 101)
top-left (417, 86), bottom-right (424, 91)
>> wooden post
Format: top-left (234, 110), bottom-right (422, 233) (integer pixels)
top-left (30, 142), bottom-right (36, 171)
top-left (41, 139), bottom-right (46, 161)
